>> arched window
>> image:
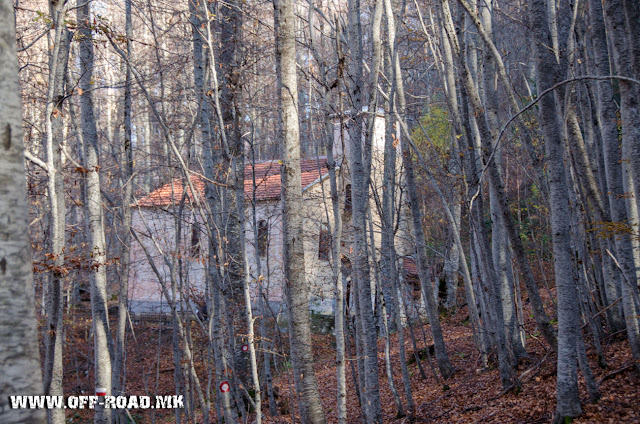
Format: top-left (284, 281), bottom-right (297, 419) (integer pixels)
top-left (258, 220), bottom-right (268, 257)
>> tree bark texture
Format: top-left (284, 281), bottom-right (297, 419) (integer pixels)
top-left (345, 0), bottom-right (383, 421)
top-left (0, 1), bottom-right (46, 421)
top-left (42, 2), bottom-right (70, 424)
top-left (78, 2), bottom-right (113, 423)
top-left (530, 0), bottom-right (582, 419)
top-left (276, 0), bottom-right (327, 422)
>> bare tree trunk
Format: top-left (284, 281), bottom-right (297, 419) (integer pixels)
top-left (323, 56), bottom-right (347, 424)
top-left (441, 19), bottom-right (514, 380)
top-left (367, 204), bottom-right (403, 417)
top-left (443, 199), bottom-right (461, 310)
top-left (475, 0), bottom-right (526, 360)
top-left (397, 114), bottom-right (455, 380)
top-left (382, 53), bottom-right (414, 416)
top-left (213, 0), bottom-right (250, 388)
top-left (603, 0), bottom-right (640, 367)
top-left (78, 2), bottom-right (113, 423)
top-left (240, 201), bottom-right (261, 424)
top-left (456, 0), bottom-right (550, 200)
top-left (445, 1), bottom-right (506, 376)
top-left (0, 2), bottom-right (46, 420)
top-left (275, 0), bottom-right (326, 421)
top-left (529, 0), bottom-right (581, 420)
top-left (442, 0), bottom-right (557, 351)
top-left (191, 0), bottom-right (238, 420)
top-left (248, 134), bottom-right (277, 416)
top-left (211, 267), bottom-right (237, 423)
top-left (389, 0), bottom-right (454, 381)
top-left (345, 0), bottom-right (384, 421)
top-left (41, 2), bottom-right (70, 424)
top-left (417, 4), bottom-right (487, 360)
top-left (112, 0), bottom-right (133, 414)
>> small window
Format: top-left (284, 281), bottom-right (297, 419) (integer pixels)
top-left (318, 224), bottom-right (332, 261)
top-left (258, 220), bottom-right (268, 258)
top-left (191, 225), bottom-right (201, 257)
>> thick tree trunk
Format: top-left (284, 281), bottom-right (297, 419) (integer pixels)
top-left (216, 0), bottom-right (249, 387)
top-left (529, 0), bottom-right (582, 420)
top-left (0, 2), bottom-right (46, 421)
top-left (345, 0), bottom-right (383, 421)
top-left (275, 0), bottom-right (326, 421)
top-left (78, 3), bottom-right (113, 423)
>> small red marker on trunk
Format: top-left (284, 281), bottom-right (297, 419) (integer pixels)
top-left (241, 344), bottom-right (249, 352)
top-left (220, 381), bottom-right (230, 393)
top-left (95, 387), bottom-right (107, 396)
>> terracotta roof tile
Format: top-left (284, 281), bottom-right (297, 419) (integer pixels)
top-left (135, 158), bottom-right (328, 207)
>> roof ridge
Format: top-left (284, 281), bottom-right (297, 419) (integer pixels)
top-left (135, 157), bottom-right (329, 207)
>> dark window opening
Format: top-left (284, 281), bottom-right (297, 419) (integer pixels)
top-left (191, 225), bottom-right (201, 257)
top-left (344, 184), bottom-right (352, 212)
top-left (318, 224), bottom-right (332, 261)
top-left (258, 220), bottom-right (268, 257)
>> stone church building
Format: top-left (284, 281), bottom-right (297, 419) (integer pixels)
top-left (127, 112), bottom-right (422, 319)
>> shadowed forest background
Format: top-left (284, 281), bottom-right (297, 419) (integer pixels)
top-left (1, 0), bottom-right (640, 422)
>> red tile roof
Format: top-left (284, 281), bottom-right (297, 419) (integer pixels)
top-left (135, 158), bottom-right (329, 207)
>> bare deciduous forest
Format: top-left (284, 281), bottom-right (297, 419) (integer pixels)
top-left (1, 0), bottom-right (640, 422)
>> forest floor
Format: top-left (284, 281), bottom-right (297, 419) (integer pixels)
top-left (267, 313), bottom-right (639, 424)
top-left (59, 299), bottom-right (639, 423)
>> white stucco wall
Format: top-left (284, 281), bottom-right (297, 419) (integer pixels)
top-left (128, 207), bottom-right (207, 314)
